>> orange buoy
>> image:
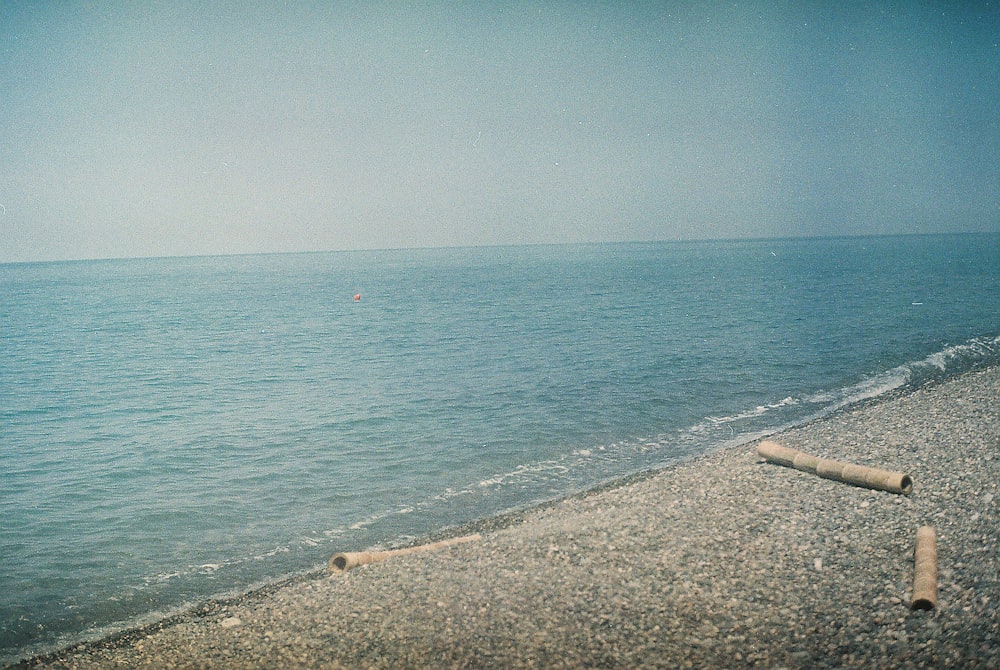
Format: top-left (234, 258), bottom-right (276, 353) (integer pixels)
top-left (353, 293), bottom-right (361, 302)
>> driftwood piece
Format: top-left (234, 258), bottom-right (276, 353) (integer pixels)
top-left (757, 440), bottom-right (912, 494)
top-left (911, 526), bottom-right (938, 610)
top-left (328, 534), bottom-right (482, 574)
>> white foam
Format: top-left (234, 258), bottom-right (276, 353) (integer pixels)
top-left (705, 396), bottom-right (800, 425)
top-left (151, 572), bottom-right (180, 582)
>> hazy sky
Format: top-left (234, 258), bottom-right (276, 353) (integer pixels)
top-left (1, 2), bottom-right (997, 262)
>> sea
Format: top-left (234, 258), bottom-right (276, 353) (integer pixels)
top-left (1, 233), bottom-right (998, 664)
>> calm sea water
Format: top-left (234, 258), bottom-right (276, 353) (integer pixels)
top-left (2, 234), bottom-right (998, 663)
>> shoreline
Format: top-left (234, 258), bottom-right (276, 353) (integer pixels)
top-left (13, 365), bottom-right (1000, 668)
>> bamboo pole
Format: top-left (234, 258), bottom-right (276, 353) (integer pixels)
top-left (757, 441), bottom-right (802, 469)
top-left (757, 441), bottom-right (913, 494)
top-left (328, 534), bottom-right (482, 574)
top-left (911, 526), bottom-right (938, 610)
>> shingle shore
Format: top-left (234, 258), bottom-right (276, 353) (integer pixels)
top-left (15, 366), bottom-right (1000, 669)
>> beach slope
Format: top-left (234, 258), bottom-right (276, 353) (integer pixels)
top-left (17, 367), bottom-right (999, 669)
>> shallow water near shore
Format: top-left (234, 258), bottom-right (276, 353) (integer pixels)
top-left (1, 233), bottom-right (998, 664)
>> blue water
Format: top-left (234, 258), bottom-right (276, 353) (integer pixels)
top-left (2, 234), bottom-right (998, 663)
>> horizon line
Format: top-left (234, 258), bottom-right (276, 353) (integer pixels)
top-left (2, 229), bottom-right (997, 267)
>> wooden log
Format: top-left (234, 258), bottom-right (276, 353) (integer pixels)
top-left (911, 526), bottom-right (938, 610)
top-left (757, 441), bottom-right (912, 494)
top-left (329, 534), bottom-right (482, 574)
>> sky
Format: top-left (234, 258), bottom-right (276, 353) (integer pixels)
top-left (1, 1), bottom-right (998, 263)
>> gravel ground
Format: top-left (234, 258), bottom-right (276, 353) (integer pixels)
top-left (14, 366), bottom-right (999, 669)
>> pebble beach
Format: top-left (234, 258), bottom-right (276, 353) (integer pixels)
top-left (14, 366), bottom-right (999, 669)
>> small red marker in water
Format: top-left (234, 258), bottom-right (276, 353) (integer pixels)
top-left (353, 293), bottom-right (361, 302)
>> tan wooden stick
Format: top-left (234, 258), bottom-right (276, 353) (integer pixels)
top-left (328, 534), bottom-right (482, 574)
top-left (757, 441), bottom-right (912, 494)
top-left (911, 526), bottom-right (938, 610)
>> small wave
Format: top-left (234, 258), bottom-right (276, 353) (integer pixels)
top-left (256, 547), bottom-right (290, 562)
top-left (801, 368), bottom-right (910, 410)
top-left (684, 335), bottom-right (1000, 454)
top-left (152, 572), bottom-right (181, 582)
top-left (705, 396), bottom-right (800, 424)
top-left (764, 335), bottom-right (1000, 422)
top-left (143, 544), bottom-right (298, 589)
top-left (913, 335), bottom-right (1000, 373)
top-left (476, 461), bottom-right (571, 489)
top-left (822, 334), bottom-right (1000, 409)
top-left (432, 487), bottom-right (475, 502)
